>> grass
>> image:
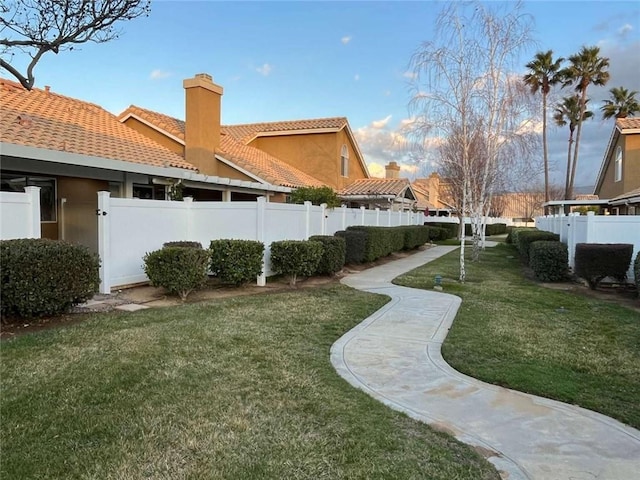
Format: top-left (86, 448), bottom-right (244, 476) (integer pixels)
top-left (395, 244), bottom-right (640, 429)
top-left (1, 285), bottom-right (498, 480)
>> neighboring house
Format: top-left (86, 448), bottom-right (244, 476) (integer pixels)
top-left (338, 162), bottom-right (417, 211)
top-left (120, 73), bottom-right (369, 196)
top-left (0, 73), bottom-right (374, 249)
top-left (594, 117), bottom-right (640, 215)
top-left (412, 173), bottom-right (455, 216)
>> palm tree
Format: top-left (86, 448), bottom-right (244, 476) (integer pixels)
top-left (601, 86), bottom-right (640, 119)
top-left (523, 50), bottom-right (564, 214)
top-left (560, 46), bottom-right (610, 200)
top-left (553, 95), bottom-right (594, 201)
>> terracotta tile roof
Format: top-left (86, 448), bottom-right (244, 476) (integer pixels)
top-left (224, 117), bottom-right (348, 143)
top-left (411, 183), bottom-right (436, 210)
top-left (610, 187), bottom-right (640, 202)
top-left (340, 178), bottom-right (410, 196)
top-left (119, 105), bottom-right (185, 141)
top-left (120, 105), bottom-right (323, 188)
top-left (617, 117), bottom-right (640, 130)
top-left (0, 79), bottom-right (195, 171)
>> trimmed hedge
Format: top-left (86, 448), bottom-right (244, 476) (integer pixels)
top-left (308, 235), bottom-right (346, 275)
top-left (506, 227), bottom-right (536, 245)
top-left (209, 239), bottom-right (264, 286)
top-left (486, 223), bottom-right (507, 236)
top-left (335, 230), bottom-right (367, 264)
top-left (516, 230), bottom-right (559, 262)
top-left (529, 241), bottom-right (568, 282)
top-left (270, 240), bottom-right (323, 286)
top-left (402, 226), bottom-right (431, 250)
top-left (425, 226), bottom-right (448, 241)
top-left (144, 247), bottom-right (209, 301)
top-left (1, 238), bottom-right (100, 320)
top-left (426, 222), bottom-right (457, 239)
top-left (574, 243), bottom-right (634, 290)
top-left (163, 241), bottom-right (203, 249)
top-left (347, 226), bottom-right (404, 262)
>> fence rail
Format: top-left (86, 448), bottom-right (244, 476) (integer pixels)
top-left (0, 187), bottom-right (41, 240)
top-left (536, 212), bottom-right (639, 280)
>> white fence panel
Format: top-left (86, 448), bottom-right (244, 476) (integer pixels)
top-left (537, 213), bottom-right (640, 280)
top-left (0, 187), bottom-right (41, 240)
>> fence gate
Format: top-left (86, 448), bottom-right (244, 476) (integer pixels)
top-left (59, 197), bottom-right (98, 254)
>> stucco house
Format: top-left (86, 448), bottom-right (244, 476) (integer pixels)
top-left (594, 117), bottom-right (640, 215)
top-left (1, 73), bottom-right (374, 249)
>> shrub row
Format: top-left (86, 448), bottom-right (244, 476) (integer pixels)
top-left (339, 225), bottom-right (432, 264)
top-left (270, 240), bottom-right (323, 286)
top-left (515, 230), bottom-right (560, 263)
top-left (529, 241), bottom-right (568, 282)
top-left (425, 222), bottom-right (457, 239)
top-left (575, 243), bottom-right (634, 290)
top-left (1, 239), bottom-right (100, 320)
top-left (308, 235), bottom-right (346, 275)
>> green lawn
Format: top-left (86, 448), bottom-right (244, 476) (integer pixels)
top-left (1, 285), bottom-right (498, 480)
top-left (395, 244), bottom-right (640, 429)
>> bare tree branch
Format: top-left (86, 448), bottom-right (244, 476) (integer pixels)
top-left (1, 0), bottom-right (150, 89)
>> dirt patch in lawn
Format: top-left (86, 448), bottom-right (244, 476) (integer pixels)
top-left (0, 246), bottom-right (433, 339)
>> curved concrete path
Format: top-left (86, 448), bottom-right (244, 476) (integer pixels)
top-left (331, 246), bottom-right (640, 480)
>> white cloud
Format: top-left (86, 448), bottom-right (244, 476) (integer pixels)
top-left (618, 23), bottom-right (633, 37)
top-left (341, 35), bottom-right (352, 45)
top-left (371, 115), bottom-right (392, 129)
top-left (367, 162), bottom-right (386, 178)
top-left (403, 71), bottom-right (417, 80)
top-left (354, 74), bottom-right (360, 81)
top-left (150, 69), bottom-right (171, 80)
top-left (256, 63), bottom-right (273, 76)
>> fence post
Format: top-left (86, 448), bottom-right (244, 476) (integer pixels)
top-left (24, 186), bottom-right (41, 238)
top-left (567, 213), bottom-right (576, 270)
top-left (375, 208), bottom-right (380, 226)
top-left (304, 201), bottom-right (312, 239)
top-left (586, 211), bottom-right (595, 242)
top-left (388, 208), bottom-right (392, 226)
top-left (256, 196), bottom-right (266, 286)
top-left (341, 205), bottom-right (347, 230)
top-left (97, 191), bottom-right (111, 294)
top-left (183, 196), bottom-right (193, 240)
top-left (360, 206), bottom-right (365, 225)
top-left (397, 209), bottom-right (402, 226)
top-left (320, 203), bottom-right (327, 235)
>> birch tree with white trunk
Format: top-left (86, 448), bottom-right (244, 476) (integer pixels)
top-left (407, 1), bottom-right (538, 281)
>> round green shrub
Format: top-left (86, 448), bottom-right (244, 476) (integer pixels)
top-left (309, 235), bottom-right (346, 275)
top-left (143, 247), bottom-right (209, 301)
top-left (209, 239), bottom-right (264, 286)
top-left (270, 240), bottom-right (323, 286)
top-left (335, 230), bottom-right (366, 264)
top-left (529, 241), bottom-right (568, 282)
top-left (516, 230), bottom-right (560, 262)
top-left (575, 243), bottom-right (634, 290)
top-left (0, 238), bottom-right (100, 320)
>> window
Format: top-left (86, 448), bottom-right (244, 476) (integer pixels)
top-left (614, 146), bottom-right (622, 182)
top-left (133, 183), bottom-right (166, 200)
top-left (340, 144), bottom-right (349, 177)
top-left (0, 172), bottom-right (56, 222)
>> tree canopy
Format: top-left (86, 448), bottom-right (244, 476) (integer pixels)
top-left (1, 0), bottom-right (150, 89)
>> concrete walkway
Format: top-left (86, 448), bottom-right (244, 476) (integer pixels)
top-left (332, 246), bottom-right (640, 480)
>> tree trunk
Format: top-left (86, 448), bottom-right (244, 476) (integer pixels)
top-left (568, 88), bottom-right (588, 200)
top-left (542, 91), bottom-right (549, 215)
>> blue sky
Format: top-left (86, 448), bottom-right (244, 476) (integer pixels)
top-left (5, 1), bottom-right (640, 189)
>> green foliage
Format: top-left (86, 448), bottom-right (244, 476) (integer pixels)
top-left (485, 223), bottom-right (507, 236)
top-left (0, 239), bottom-right (99, 320)
top-left (506, 227), bottom-right (536, 244)
top-left (402, 226), bottom-right (431, 250)
top-left (308, 236), bottom-right (346, 275)
top-left (143, 247), bottom-right (209, 301)
top-left (290, 186), bottom-right (341, 208)
top-left (163, 241), bottom-right (203, 249)
top-left (529, 241), bottom-right (569, 282)
top-left (425, 226), bottom-right (448, 241)
top-left (515, 229), bottom-right (559, 262)
top-left (209, 239), bottom-right (264, 286)
top-left (335, 230), bottom-right (367, 264)
top-left (426, 222), bottom-right (457, 239)
top-left (573, 206), bottom-right (600, 215)
top-left (575, 243), bottom-right (634, 290)
top-left (347, 226), bottom-right (401, 262)
top-left (270, 240), bottom-right (323, 285)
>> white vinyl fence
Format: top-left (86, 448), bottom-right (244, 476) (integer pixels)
top-left (536, 212), bottom-right (640, 280)
top-left (424, 216), bottom-right (514, 226)
top-left (98, 192), bottom-right (424, 293)
top-left (0, 187), bottom-right (41, 240)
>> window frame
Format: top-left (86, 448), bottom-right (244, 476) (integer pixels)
top-left (340, 144), bottom-right (349, 178)
top-left (0, 171), bottom-right (57, 222)
top-left (614, 146), bottom-right (622, 183)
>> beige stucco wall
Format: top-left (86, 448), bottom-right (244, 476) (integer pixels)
top-left (249, 130), bottom-right (368, 190)
top-left (598, 133), bottom-right (640, 199)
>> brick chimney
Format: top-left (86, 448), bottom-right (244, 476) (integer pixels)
top-left (385, 161), bottom-right (401, 179)
top-left (183, 73), bottom-right (223, 175)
